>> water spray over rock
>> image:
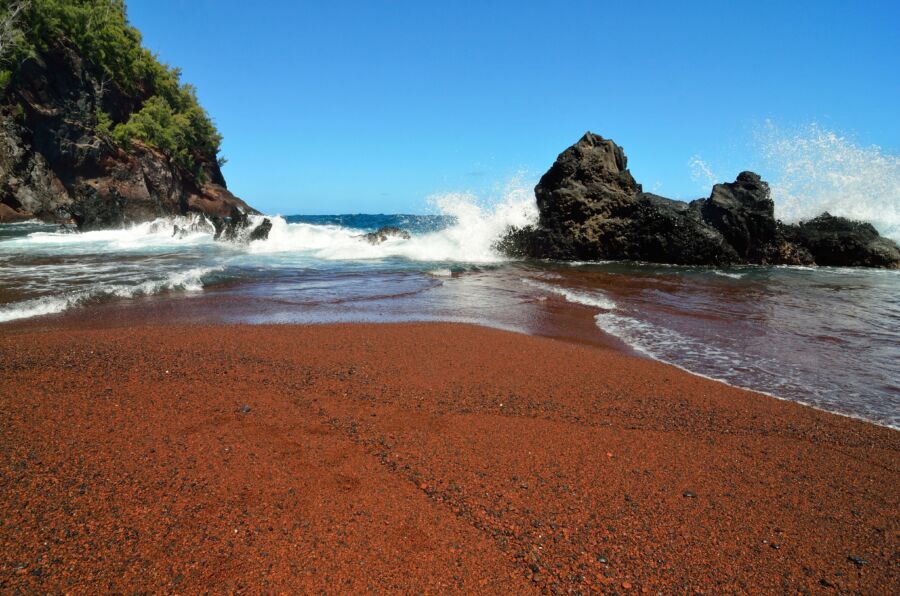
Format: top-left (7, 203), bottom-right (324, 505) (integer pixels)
top-left (504, 132), bottom-right (899, 268)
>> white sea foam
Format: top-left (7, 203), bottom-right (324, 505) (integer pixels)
top-left (594, 310), bottom-right (900, 430)
top-left (756, 122), bottom-right (900, 242)
top-left (250, 178), bottom-right (539, 262)
top-left (594, 312), bottom-right (747, 369)
top-left (712, 271), bottom-right (745, 279)
top-left (5, 214), bottom-right (215, 254)
top-left (0, 266), bottom-right (219, 323)
top-left (521, 278), bottom-right (617, 310)
top-left (4, 178), bottom-right (540, 263)
top-left (2, 219), bottom-right (45, 225)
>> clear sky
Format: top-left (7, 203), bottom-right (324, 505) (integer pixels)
top-left (127, 0), bottom-right (899, 215)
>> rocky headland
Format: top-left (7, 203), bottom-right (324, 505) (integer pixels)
top-left (0, 1), bottom-right (266, 237)
top-left (503, 132), bottom-right (900, 268)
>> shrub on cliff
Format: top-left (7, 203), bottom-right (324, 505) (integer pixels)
top-left (2, 0), bottom-right (223, 181)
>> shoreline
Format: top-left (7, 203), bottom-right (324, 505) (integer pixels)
top-left (616, 339), bottom-right (900, 434)
top-left (1, 322), bottom-right (897, 592)
top-left (3, 296), bottom-right (897, 433)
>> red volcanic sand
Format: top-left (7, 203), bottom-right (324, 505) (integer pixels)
top-left (0, 323), bottom-right (897, 593)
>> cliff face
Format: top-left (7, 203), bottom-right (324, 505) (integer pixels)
top-left (0, 13), bottom-right (254, 229)
top-left (509, 133), bottom-right (899, 268)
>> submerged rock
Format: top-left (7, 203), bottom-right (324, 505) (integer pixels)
top-left (211, 205), bottom-right (272, 243)
top-left (170, 214), bottom-right (216, 239)
top-left (362, 226), bottom-right (411, 244)
top-left (505, 132), bottom-right (899, 268)
top-left (248, 217), bottom-right (273, 242)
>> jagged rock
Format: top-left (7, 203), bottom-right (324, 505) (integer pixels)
top-left (248, 218), bottom-right (273, 242)
top-left (522, 133), bottom-right (735, 264)
top-left (506, 132), bottom-right (899, 268)
top-left (0, 110), bottom-right (71, 222)
top-left (171, 214), bottom-right (216, 239)
top-left (211, 205), bottom-right (271, 243)
top-left (535, 132), bottom-right (641, 229)
top-left (0, 40), bottom-right (256, 227)
top-left (699, 171), bottom-right (778, 261)
top-left (782, 213), bottom-right (900, 268)
top-left (362, 226), bottom-right (411, 244)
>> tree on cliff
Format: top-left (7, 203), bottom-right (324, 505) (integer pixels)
top-left (0, 0), bottom-right (258, 227)
top-left (1, 0), bottom-right (224, 182)
top-left (0, 1), bottom-right (30, 65)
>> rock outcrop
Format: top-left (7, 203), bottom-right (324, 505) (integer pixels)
top-left (785, 213), bottom-right (899, 268)
top-left (211, 205), bottom-right (272, 243)
top-left (506, 132), bottom-right (899, 268)
top-left (362, 226), bottom-right (411, 244)
top-left (0, 36), bottom-right (255, 229)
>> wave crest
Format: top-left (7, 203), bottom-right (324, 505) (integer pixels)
top-left (757, 122), bottom-right (900, 242)
top-left (251, 178), bottom-right (538, 262)
top-left (0, 266), bottom-right (220, 323)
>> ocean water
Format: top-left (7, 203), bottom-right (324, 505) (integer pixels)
top-left (1, 200), bottom-right (898, 429)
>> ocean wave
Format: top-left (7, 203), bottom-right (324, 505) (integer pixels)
top-left (2, 180), bottom-right (539, 264)
top-left (1, 219), bottom-right (46, 226)
top-left (2, 214), bottom-right (216, 254)
top-left (521, 278), bottom-right (617, 310)
top-left (757, 122), bottom-right (900, 242)
top-left (0, 266), bottom-right (220, 323)
top-left (249, 179), bottom-right (538, 262)
top-left (592, 311), bottom-right (803, 393)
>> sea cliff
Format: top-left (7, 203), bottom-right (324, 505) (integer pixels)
top-left (0, 0), bottom-right (255, 228)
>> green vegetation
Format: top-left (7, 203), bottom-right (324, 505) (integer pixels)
top-left (1, 0), bottom-right (223, 181)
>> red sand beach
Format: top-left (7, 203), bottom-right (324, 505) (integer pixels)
top-left (0, 323), bottom-right (897, 593)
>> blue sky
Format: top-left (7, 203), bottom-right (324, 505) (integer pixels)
top-left (128, 0), bottom-right (899, 215)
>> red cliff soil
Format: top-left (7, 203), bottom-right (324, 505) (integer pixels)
top-left (0, 323), bottom-right (897, 593)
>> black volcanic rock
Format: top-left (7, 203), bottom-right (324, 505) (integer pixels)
top-left (507, 132), bottom-right (899, 268)
top-left (211, 205), bottom-right (271, 243)
top-left (248, 217), bottom-right (273, 242)
top-left (535, 132), bottom-right (641, 231)
top-left (362, 226), bottom-right (411, 244)
top-left (782, 213), bottom-right (900, 268)
top-left (524, 133), bottom-right (735, 264)
top-left (700, 172), bottom-right (778, 261)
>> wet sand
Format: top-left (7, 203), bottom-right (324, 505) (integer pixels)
top-left (1, 323), bottom-right (897, 593)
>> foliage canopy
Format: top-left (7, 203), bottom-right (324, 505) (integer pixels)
top-left (1, 0), bottom-right (223, 180)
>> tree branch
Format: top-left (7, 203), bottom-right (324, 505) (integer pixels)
top-left (0, 0), bottom-right (30, 62)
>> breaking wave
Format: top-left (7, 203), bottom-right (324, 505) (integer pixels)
top-left (0, 266), bottom-right (220, 323)
top-left (0, 178), bottom-right (541, 323)
top-left (757, 122), bottom-right (900, 242)
top-left (521, 278), bottom-right (617, 310)
top-left (253, 178), bottom-right (538, 262)
top-left (2, 214), bottom-right (216, 254)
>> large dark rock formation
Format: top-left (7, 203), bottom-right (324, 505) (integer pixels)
top-left (507, 133), bottom-right (899, 268)
top-left (0, 40), bottom-right (255, 229)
